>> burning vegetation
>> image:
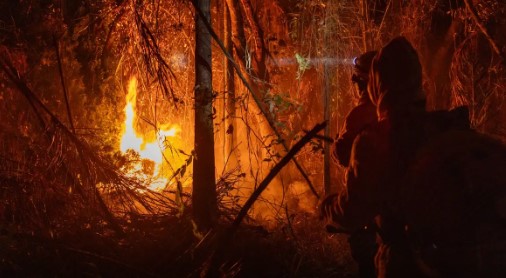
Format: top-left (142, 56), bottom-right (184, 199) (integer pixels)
top-left (0, 0), bottom-right (505, 276)
top-left (119, 76), bottom-right (185, 191)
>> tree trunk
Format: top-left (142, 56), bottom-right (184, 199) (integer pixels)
top-left (224, 1), bottom-right (237, 170)
top-left (193, 0), bottom-right (217, 232)
top-left (359, 0), bottom-right (369, 51)
top-left (238, 0), bottom-right (268, 80)
top-left (323, 7), bottom-right (331, 195)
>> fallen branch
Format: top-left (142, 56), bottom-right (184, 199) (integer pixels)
top-left (232, 121), bottom-right (326, 228)
top-left (202, 122), bottom-right (326, 276)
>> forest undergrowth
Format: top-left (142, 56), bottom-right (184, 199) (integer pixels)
top-left (0, 211), bottom-right (355, 277)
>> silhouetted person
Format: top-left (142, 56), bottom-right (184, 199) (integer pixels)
top-left (332, 51), bottom-right (378, 167)
top-left (322, 37), bottom-right (428, 277)
top-left (329, 50), bottom-right (378, 278)
top-left (322, 36), bottom-right (506, 277)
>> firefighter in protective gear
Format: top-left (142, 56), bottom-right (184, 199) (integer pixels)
top-left (331, 51), bottom-right (377, 167)
top-left (322, 36), bottom-right (506, 277)
top-left (322, 37), bottom-right (426, 277)
top-left (328, 50), bottom-right (378, 278)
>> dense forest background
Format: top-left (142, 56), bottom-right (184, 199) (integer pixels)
top-left (0, 0), bottom-right (505, 276)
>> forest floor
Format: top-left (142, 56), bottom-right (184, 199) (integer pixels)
top-left (0, 212), bottom-right (357, 277)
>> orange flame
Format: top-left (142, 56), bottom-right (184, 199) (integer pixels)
top-left (119, 77), bottom-right (181, 191)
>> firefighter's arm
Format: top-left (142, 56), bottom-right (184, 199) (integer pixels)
top-left (323, 132), bottom-right (383, 232)
top-left (332, 133), bottom-right (355, 167)
top-left (332, 110), bottom-right (362, 167)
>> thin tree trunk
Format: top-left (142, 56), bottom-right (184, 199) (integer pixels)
top-left (323, 8), bottom-right (331, 196)
top-left (225, 0), bottom-right (246, 63)
top-left (359, 0), bottom-right (367, 51)
top-left (224, 1), bottom-right (237, 170)
top-left (238, 0), bottom-right (267, 80)
top-left (428, 18), bottom-right (462, 109)
top-left (193, 0), bottom-right (217, 232)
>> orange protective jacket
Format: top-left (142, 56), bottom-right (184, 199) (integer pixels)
top-left (332, 95), bottom-right (377, 167)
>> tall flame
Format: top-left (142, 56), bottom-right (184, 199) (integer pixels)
top-left (119, 77), bottom-right (180, 191)
top-left (120, 78), bottom-right (143, 154)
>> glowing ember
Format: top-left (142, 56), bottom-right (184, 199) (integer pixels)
top-left (119, 77), bottom-right (181, 191)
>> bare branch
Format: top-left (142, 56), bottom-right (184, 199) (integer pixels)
top-left (464, 0), bottom-right (503, 61)
top-left (232, 121), bottom-right (326, 228)
top-left (53, 36), bottom-right (76, 134)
